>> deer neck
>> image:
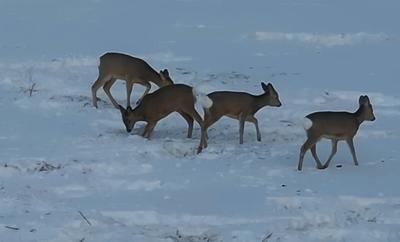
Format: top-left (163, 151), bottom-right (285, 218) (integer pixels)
top-left (354, 105), bottom-right (366, 124)
top-left (143, 69), bottom-right (163, 87)
top-left (253, 94), bottom-right (269, 112)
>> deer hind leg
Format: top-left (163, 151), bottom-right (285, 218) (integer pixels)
top-left (178, 111), bottom-right (194, 138)
top-left (298, 136), bottom-right (319, 171)
top-left (346, 138), bottom-right (359, 166)
top-left (203, 111), bottom-right (222, 145)
top-left (91, 74), bottom-right (110, 108)
top-left (102, 78), bottom-right (119, 109)
top-left (185, 107), bottom-right (207, 153)
top-left (322, 139), bottom-right (338, 169)
top-left (310, 144), bottom-right (324, 169)
top-left (246, 115), bottom-right (261, 142)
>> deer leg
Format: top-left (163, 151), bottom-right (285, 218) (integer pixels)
top-left (188, 108), bottom-right (207, 153)
top-left (310, 144), bottom-right (324, 169)
top-left (102, 78), bottom-right (119, 109)
top-left (323, 139), bottom-right (338, 169)
top-left (346, 138), bottom-right (359, 166)
top-left (126, 81), bottom-right (134, 108)
top-left (202, 112), bottom-right (222, 146)
top-left (137, 81), bottom-right (151, 105)
top-left (238, 113), bottom-right (246, 144)
top-left (91, 75), bottom-right (109, 108)
top-left (142, 121), bottom-right (157, 139)
top-left (246, 115), bottom-right (261, 142)
top-left (298, 136), bottom-right (318, 171)
top-left (178, 111), bottom-right (194, 138)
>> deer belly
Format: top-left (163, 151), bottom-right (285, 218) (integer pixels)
top-left (226, 114), bottom-right (240, 120)
top-left (322, 133), bottom-right (350, 140)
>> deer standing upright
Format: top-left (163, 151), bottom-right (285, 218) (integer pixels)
top-left (91, 52), bottom-right (173, 109)
top-left (298, 95), bottom-right (376, 171)
top-left (195, 82), bottom-right (282, 145)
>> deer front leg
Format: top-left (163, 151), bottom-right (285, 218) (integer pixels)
top-left (142, 121), bottom-right (157, 139)
top-left (126, 81), bottom-right (134, 108)
top-left (178, 111), bottom-right (194, 138)
top-left (247, 115), bottom-right (261, 142)
top-left (137, 81), bottom-right (151, 105)
top-left (346, 138), bottom-right (359, 166)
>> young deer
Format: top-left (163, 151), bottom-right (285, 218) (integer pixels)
top-left (91, 52), bottom-right (173, 109)
top-left (196, 82), bottom-right (282, 145)
top-left (118, 84), bottom-right (207, 153)
top-left (298, 95), bottom-right (375, 171)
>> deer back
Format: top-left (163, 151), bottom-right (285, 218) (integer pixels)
top-left (99, 52), bottom-right (173, 87)
top-left (305, 95), bottom-right (375, 139)
top-left (135, 84), bottom-right (195, 119)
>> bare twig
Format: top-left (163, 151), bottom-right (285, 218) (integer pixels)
top-left (78, 211), bottom-right (92, 226)
top-left (79, 238), bottom-right (85, 242)
top-left (262, 232), bottom-right (273, 242)
top-left (29, 83), bottom-right (37, 97)
top-left (19, 82), bottom-right (38, 97)
top-left (5, 226), bottom-right (19, 230)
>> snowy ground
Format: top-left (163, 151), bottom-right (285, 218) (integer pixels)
top-left (1, 1), bottom-right (400, 241)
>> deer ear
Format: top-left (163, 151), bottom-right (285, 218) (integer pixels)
top-left (364, 95), bottom-right (370, 104)
top-left (359, 95), bottom-right (367, 105)
top-left (163, 69), bottom-right (170, 77)
top-left (261, 82), bottom-right (268, 92)
top-left (262, 82), bottom-right (274, 92)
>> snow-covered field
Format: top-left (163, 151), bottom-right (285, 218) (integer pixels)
top-left (1, 1), bottom-right (400, 241)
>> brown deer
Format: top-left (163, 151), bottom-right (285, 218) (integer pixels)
top-left (195, 82), bottom-right (282, 145)
top-left (91, 52), bottom-right (173, 109)
top-left (298, 95), bottom-right (375, 171)
top-left (118, 84), bottom-right (207, 153)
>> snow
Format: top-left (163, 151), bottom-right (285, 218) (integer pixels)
top-left (1, 0), bottom-right (400, 241)
top-left (253, 32), bottom-right (390, 47)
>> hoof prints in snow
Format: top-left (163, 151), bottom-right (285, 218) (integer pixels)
top-left (3, 161), bottom-right (62, 173)
top-left (49, 95), bottom-right (91, 104)
top-left (165, 230), bottom-right (221, 242)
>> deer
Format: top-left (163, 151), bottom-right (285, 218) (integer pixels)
top-left (91, 52), bottom-right (174, 109)
top-left (195, 82), bottom-right (282, 145)
top-left (297, 95), bottom-right (376, 171)
top-left (118, 84), bottom-right (207, 153)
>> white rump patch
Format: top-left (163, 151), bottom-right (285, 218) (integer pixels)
top-left (303, 117), bottom-right (313, 130)
top-left (192, 87), bottom-right (213, 109)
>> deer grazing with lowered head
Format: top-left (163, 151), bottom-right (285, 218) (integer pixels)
top-left (118, 84), bottom-right (207, 153)
top-left (298, 95), bottom-right (375, 171)
top-left (91, 52), bottom-right (173, 109)
top-left (195, 82), bottom-right (282, 145)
